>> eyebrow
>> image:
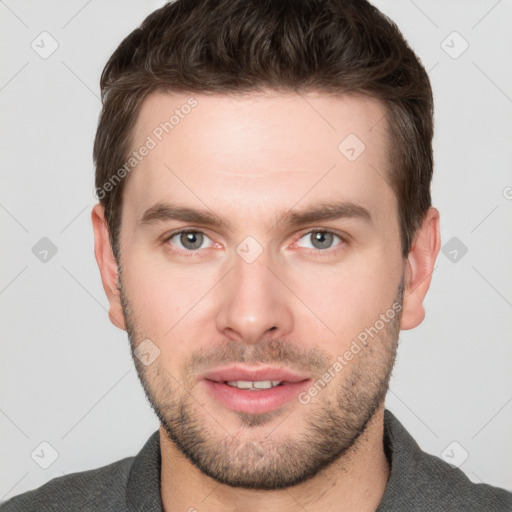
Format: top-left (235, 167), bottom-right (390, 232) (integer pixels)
top-left (138, 200), bottom-right (373, 230)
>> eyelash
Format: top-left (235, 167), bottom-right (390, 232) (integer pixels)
top-left (162, 228), bottom-right (347, 257)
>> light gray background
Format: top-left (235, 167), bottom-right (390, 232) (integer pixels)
top-left (1, 0), bottom-right (511, 502)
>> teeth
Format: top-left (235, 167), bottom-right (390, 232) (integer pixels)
top-left (226, 380), bottom-right (282, 390)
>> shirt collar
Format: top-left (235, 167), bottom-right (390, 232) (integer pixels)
top-left (377, 409), bottom-right (428, 511)
top-left (126, 429), bottom-right (163, 511)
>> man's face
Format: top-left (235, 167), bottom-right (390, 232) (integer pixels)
top-left (116, 91), bottom-right (405, 489)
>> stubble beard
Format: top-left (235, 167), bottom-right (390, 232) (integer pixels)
top-left (119, 273), bottom-right (403, 490)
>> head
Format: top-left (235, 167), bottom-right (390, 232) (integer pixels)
top-left (92, 0), bottom-right (440, 490)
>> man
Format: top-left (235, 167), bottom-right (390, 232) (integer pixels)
top-left (2, 0), bottom-right (511, 510)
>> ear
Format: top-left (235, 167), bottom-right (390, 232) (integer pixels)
top-left (91, 204), bottom-right (126, 331)
top-left (400, 207), bottom-right (441, 330)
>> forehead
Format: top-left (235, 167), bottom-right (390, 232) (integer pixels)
top-left (123, 90), bottom-right (394, 228)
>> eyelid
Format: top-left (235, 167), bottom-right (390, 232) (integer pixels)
top-left (162, 227), bottom-right (348, 255)
top-left (293, 228), bottom-right (347, 252)
top-left (163, 228), bottom-right (216, 254)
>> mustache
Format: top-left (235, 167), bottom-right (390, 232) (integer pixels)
top-left (185, 337), bottom-right (331, 379)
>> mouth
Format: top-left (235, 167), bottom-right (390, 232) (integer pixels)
top-left (224, 380), bottom-right (284, 390)
top-left (200, 366), bottom-right (312, 414)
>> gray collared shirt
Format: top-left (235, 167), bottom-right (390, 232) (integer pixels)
top-left (2, 409), bottom-right (511, 511)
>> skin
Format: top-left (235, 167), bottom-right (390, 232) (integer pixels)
top-left (92, 90), bottom-right (440, 511)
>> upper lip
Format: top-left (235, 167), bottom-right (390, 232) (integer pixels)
top-left (200, 365), bottom-right (311, 384)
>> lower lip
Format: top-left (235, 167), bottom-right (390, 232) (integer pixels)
top-left (202, 380), bottom-right (311, 414)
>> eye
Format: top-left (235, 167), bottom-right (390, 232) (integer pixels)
top-left (166, 230), bottom-right (214, 252)
top-left (296, 230), bottom-right (344, 251)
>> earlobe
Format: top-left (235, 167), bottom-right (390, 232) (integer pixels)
top-left (400, 207), bottom-right (441, 330)
top-left (91, 204), bottom-right (126, 331)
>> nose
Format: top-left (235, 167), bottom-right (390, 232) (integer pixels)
top-left (215, 249), bottom-right (294, 345)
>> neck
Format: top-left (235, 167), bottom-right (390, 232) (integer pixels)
top-left (160, 406), bottom-right (389, 512)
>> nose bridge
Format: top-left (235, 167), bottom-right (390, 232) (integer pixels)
top-left (215, 244), bottom-right (293, 343)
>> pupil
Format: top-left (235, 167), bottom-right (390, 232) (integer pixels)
top-left (181, 232), bottom-right (203, 250)
top-left (312, 231), bottom-right (333, 250)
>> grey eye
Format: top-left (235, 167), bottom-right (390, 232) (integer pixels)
top-left (297, 231), bottom-right (341, 250)
top-left (170, 231), bottom-right (211, 251)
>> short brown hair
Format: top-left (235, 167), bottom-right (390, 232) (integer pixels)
top-left (94, 0), bottom-right (433, 261)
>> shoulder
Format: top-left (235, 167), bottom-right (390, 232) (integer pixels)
top-left (411, 447), bottom-right (512, 511)
top-left (0, 456), bottom-right (134, 512)
top-left (379, 409), bottom-right (512, 511)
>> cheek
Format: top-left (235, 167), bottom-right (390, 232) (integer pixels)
top-left (288, 250), bottom-right (401, 345)
top-left (121, 273), bottom-right (194, 373)
top-left (121, 252), bottom-right (218, 343)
